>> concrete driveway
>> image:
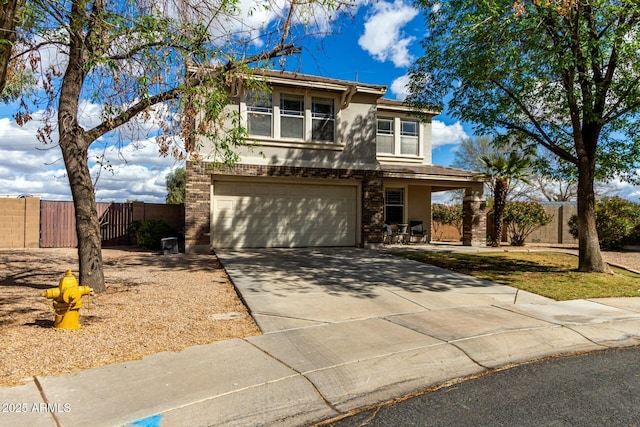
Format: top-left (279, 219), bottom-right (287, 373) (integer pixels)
top-left (217, 247), bottom-right (640, 348)
top-left (217, 247), bottom-right (556, 333)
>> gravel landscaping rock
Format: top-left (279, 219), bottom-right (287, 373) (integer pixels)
top-left (0, 248), bottom-right (260, 388)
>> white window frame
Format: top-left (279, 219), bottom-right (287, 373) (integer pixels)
top-left (384, 188), bottom-right (405, 224)
top-left (280, 93), bottom-right (305, 140)
top-left (246, 91), bottom-right (273, 138)
top-left (311, 96), bottom-right (335, 142)
top-left (375, 115), bottom-right (423, 159)
top-left (376, 118), bottom-right (394, 154)
top-left (400, 119), bottom-right (419, 156)
top-left (242, 90), bottom-right (338, 145)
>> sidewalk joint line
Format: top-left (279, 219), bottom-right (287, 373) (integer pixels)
top-left (382, 287), bottom-right (432, 311)
top-left (242, 338), bottom-right (343, 415)
top-left (563, 324), bottom-right (622, 347)
top-left (155, 374), bottom-right (300, 415)
top-left (298, 341), bottom-right (453, 376)
top-left (493, 305), bottom-right (566, 327)
top-left (585, 299), bottom-right (640, 314)
top-left (33, 376), bottom-right (63, 427)
top-left (489, 304), bottom-right (559, 325)
top-left (447, 343), bottom-right (491, 370)
top-left (447, 325), bottom-right (564, 344)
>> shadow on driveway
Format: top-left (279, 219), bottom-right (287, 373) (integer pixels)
top-left (216, 247), bottom-right (498, 299)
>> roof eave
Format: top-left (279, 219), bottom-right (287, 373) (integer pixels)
top-left (377, 99), bottom-right (441, 116)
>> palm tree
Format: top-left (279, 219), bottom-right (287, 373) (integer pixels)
top-left (479, 152), bottom-right (532, 247)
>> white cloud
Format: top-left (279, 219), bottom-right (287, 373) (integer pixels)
top-left (358, 0), bottom-right (419, 67)
top-left (599, 175), bottom-right (640, 202)
top-left (0, 112), bottom-right (181, 202)
top-left (431, 120), bottom-right (468, 147)
top-left (211, 0), bottom-right (357, 48)
top-left (390, 74), bottom-right (410, 100)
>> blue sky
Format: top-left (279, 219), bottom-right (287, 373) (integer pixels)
top-left (0, 1), bottom-right (471, 202)
top-left (0, 0), bottom-right (636, 203)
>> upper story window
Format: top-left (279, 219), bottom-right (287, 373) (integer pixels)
top-left (376, 116), bottom-right (421, 157)
top-left (246, 91), bottom-right (272, 137)
top-left (377, 118), bottom-right (394, 154)
top-left (400, 119), bottom-right (419, 155)
top-left (245, 91), bottom-right (337, 143)
top-left (280, 94), bottom-right (304, 139)
top-left (311, 97), bottom-right (335, 142)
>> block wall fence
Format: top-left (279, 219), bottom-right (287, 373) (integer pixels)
top-left (433, 203), bottom-right (578, 245)
top-left (0, 197), bottom-right (40, 248)
top-left (0, 197), bottom-right (184, 248)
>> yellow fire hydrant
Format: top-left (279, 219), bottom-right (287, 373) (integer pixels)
top-left (41, 270), bottom-right (92, 330)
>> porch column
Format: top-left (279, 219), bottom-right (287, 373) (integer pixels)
top-left (362, 173), bottom-right (384, 246)
top-left (185, 161), bottom-right (212, 253)
top-left (462, 183), bottom-right (486, 247)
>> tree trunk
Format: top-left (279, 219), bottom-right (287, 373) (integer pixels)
top-left (56, 1), bottom-right (105, 292)
top-left (59, 131), bottom-right (106, 292)
top-left (492, 178), bottom-right (507, 247)
top-left (0, 0), bottom-right (19, 93)
top-left (576, 154), bottom-right (608, 273)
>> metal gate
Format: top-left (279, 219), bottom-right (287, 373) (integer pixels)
top-left (100, 203), bottom-right (133, 246)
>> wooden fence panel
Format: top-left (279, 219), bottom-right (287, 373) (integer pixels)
top-left (40, 201), bottom-right (112, 248)
top-left (40, 201), bottom-right (76, 247)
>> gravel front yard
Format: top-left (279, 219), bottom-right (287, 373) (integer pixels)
top-left (0, 248), bottom-right (260, 388)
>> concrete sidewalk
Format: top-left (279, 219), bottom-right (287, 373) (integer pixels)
top-left (2, 247), bottom-right (640, 427)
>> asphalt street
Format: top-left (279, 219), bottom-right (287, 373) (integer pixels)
top-left (327, 346), bottom-right (640, 427)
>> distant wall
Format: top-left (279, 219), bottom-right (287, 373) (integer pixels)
top-left (131, 202), bottom-right (185, 233)
top-left (432, 203), bottom-right (578, 245)
top-left (431, 223), bottom-right (462, 242)
top-left (0, 197), bottom-right (40, 248)
top-left (526, 204), bottom-right (577, 245)
top-left (0, 198), bottom-right (184, 249)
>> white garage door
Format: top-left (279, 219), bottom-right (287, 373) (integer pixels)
top-left (212, 181), bottom-right (357, 248)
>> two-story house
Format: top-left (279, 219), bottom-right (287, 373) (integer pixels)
top-left (185, 70), bottom-right (486, 251)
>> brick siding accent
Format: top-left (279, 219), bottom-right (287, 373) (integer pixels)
top-left (362, 176), bottom-right (384, 244)
top-left (462, 198), bottom-right (487, 247)
top-left (184, 162), bottom-right (385, 250)
top-left (185, 161), bottom-right (211, 251)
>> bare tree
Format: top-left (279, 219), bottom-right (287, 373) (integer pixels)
top-left (12, 0), bottom-right (348, 291)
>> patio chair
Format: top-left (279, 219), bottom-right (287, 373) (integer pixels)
top-left (409, 220), bottom-right (427, 243)
top-left (383, 224), bottom-right (398, 244)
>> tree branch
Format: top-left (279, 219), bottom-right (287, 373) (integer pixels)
top-left (86, 86), bottom-right (182, 143)
top-left (490, 78), bottom-right (562, 153)
top-left (107, 42), bottom-right (188, 61)
top-left (495, 119), bottom-right (577, 164)
top-left (87, 42), bottom-right (300, 143)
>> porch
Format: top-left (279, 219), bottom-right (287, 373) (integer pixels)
top-left (381, 164), bottom-right (487, 247)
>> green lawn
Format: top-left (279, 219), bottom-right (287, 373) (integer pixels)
top-left (400, 251), bottom-right (640, 301)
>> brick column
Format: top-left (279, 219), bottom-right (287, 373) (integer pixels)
top-left (185, 161), bottom-right (211, 253)
top-left (462, 183), bottom-right (486, 247)
top-left (362, 174), bottom-right (384, 246)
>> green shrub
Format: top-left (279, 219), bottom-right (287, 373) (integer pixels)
top-left (503, 201), bottom-right (553, 246)
top-left (132, 219), bottom-right (176, 250)
top-left (568, 197), bottom-right (640, 250)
